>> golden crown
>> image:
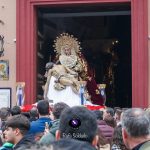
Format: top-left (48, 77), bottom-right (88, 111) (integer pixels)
top-left (53, 33), bottom-right (81, 55)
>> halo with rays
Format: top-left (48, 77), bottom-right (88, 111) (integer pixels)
top-left (53, 33), bottom-right (81, 55)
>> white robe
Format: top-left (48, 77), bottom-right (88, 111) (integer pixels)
top-left (47, 76), bottom-right (81, 107)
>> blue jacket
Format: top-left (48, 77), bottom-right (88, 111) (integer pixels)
top-left (28, 117), bottom-right (52, 135)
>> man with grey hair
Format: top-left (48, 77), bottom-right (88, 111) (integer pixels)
top-left (121, 108), bottom-right (150, 150)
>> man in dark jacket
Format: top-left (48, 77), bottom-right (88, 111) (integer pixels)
top-left (122, 108), bottom-right (150, 150)
top-left (3, 114), bottom-right (35, 150)
top-left (28, 100), bottom-right (52, 137)
top-left (56, 106), bottom-right (98, 149)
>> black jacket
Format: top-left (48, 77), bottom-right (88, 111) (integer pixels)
top-left (13, 134), bottom-right (35, 150)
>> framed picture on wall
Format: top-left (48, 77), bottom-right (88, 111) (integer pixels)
top-left (0, 60), bottom-right (9, 80)
top-left (0, 88), bottom-right (11, 108)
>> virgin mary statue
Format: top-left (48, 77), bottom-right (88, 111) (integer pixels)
top-left (44, 33), bottom-right (91, 107)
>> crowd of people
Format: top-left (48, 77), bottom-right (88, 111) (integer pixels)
top-left (0, 102), bottom-right (150, 150)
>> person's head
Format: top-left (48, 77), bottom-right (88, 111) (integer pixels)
top-left (103, 107), bottom-right (114, 120)
top-left (92, 110), bottom-right (103, 121)
top-left (0, 107), bottom-right (11, 132)
top-left (114, 107), bottom-right (121, 112)
top-left (45, 62), bottom-right (54, 70)
top-left (29, 107), bottom-right (39, 119)
top-left (121, 108), bottom-right (150, 149)
top-left (0, 107), bottom-right (11, 121)
top-left (44, 62), bottom-right (54, 78)
top-left (52, 102), bottom-right (69, 120)
top-left (3, 114), bottom-right (30, 144)
top-left (104, 115), bottom-right (116, 128)
top-left (37, 100), bottom-right (49, 116)
top-left (114, 109), bottom-right (122, 125)
top-left (56, 106), bottom-right (98, 147)
top-left (62, 44), bottom-right (71, 56)
top-left (11, 106), bottom-right (21, 116)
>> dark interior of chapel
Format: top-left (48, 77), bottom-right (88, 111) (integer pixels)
top-left (36, 2), bottom-right (132, 108)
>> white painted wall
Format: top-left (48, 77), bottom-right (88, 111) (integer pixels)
top-left (0, 0), bottom-right (16, 107)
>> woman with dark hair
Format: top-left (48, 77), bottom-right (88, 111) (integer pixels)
top-left (111, 125), bottom-right (129, 150)
top-left (114, 109), bottom-right (122, 126)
